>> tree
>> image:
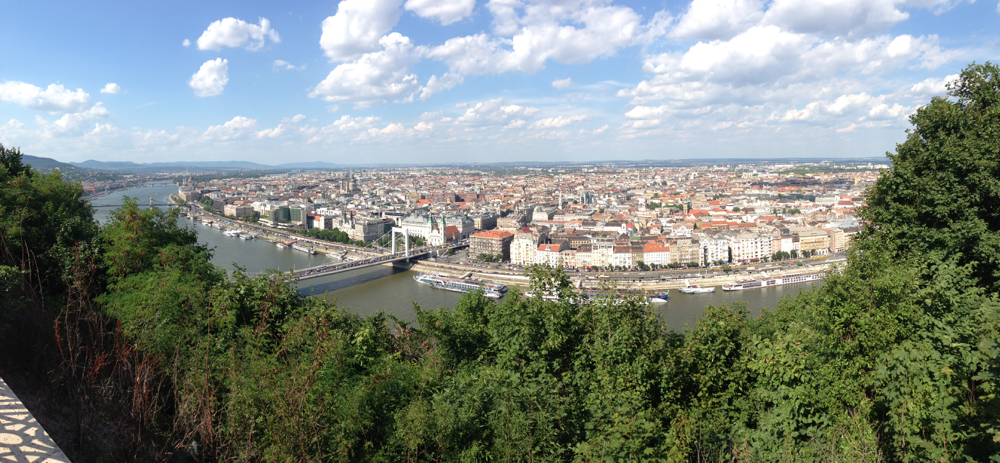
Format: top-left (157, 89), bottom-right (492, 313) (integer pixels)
top-left (732, 206), bottom-right (741, 212)
top-left (721, 264), bottom-right (732, 273)
top-left (790, 250), bottom-right (798, 258)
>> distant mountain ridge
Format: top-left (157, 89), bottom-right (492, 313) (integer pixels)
top-left (72, 160), bottom-right (277, 170)
top-left (23, 155), bottom-right (82, 172)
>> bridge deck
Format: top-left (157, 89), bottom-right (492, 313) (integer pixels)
top-left (295, 251), bottom-right (431, 280)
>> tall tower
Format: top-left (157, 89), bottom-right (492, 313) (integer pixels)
top-left (558, 192), bottom-right (563, 210)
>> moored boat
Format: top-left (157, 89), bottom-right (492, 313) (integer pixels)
top-left (722, 272), bottom-right (824, 291)
top-left (414, 273), bottom-right (506, 298)
top-left (679, 279), bottom-right (716, 294)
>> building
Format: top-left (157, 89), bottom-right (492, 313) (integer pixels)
top-left (497, 213), bottom-right (526, 230)
top-left (826, 227), bottom-right (847, 254)
top-left (536, 243), bottom-right (564, 267)
top-left (794, 227), bottom-right (830, 256)
top-left (223, 204), bottom-right (254, 218)
top-left (178, 188), bottom-right (201, 202)
top-left (611, 246), bottom-right (633, 268)
top-left (471, 213), bottom-right (498, 231)
top-left (670, 238), bottom-right (703, 266)
top-left (511, 232), bottom-right (544, 266)
top-left (470, 230), bottom-right (514, 261)
top-left (726, 233), bottom-right (772, 263)
top-left (700, 236), bottom-right (729, 264)
top-left (350, 220), bottom-right (386, 243)
top-left (642, 241), bottom-right (671, 266)
top-left (401, 214), bottom-right (475, 242)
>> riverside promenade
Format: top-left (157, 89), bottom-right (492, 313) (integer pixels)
top-left (0, 377), bottom-right (69, 462)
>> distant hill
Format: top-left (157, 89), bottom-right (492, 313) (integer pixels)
top-left (71, 160), bottom-right (276, 171)
top-left (276, 161), bottom-right (340, 169)
top-left (73, 160), bottom-right (142, 170)
top-left (23, 155), bottom-right (82, 172)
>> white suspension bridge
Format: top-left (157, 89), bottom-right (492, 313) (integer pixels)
top-left (293, 227), bottom-right (468, 281)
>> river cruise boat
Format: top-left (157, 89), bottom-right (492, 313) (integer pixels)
top-left (722, 272), bottom-right (824, 291)
top-left (276, 241), bottom-right (293, 249)
top-left (679, 279), bottom-right (716, 294)
top-left (291, 244), bottom-right (318, 255)
top-left (526, 288), bottom-right (668, 303)
top-left (582, 289), bottom-right (669, 303)
top-left (223, 229), bottom-right (241, 238)
top-left (241, 234), bottom-right (255, 240)
top-left (413, 274), bottom-right (507, 298)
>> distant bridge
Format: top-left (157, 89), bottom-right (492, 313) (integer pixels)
top-left (293, 249), bottom-right (432, 280)
top-left (91, 201), bottom-right (175, 208)
top-left (293, 240), bottom-right (468, 281)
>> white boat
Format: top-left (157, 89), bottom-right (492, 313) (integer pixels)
top-left (241, 234), bottom-right (255, 240)
top-left (722, 272), bottom-right (824, 291)
top-left (679, 279), bottom-right (716, 294)
top-left (292, 244), bottom-right (318, 255)
top-left (223, 229), bottom-right (241, 238)
top-left (414, 273), bottom-right (506, 298)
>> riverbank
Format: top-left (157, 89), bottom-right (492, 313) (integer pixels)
top-left (409, 260), bottom-right (837, 291)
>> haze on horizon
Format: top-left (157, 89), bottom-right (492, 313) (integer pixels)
top-left (0, 0), bottom-right (997, 165)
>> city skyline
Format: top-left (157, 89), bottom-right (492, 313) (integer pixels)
top-left (1, 0), bottom-right (997, 164)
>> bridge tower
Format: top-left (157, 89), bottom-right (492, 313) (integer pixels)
top-left (391, 227), bottom-right (409, 256)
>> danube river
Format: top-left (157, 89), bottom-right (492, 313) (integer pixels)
top-left (91, 183), bottom-right (819, 331)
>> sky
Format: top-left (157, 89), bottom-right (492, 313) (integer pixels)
top-left (0, 0), bottom-right (997, 165)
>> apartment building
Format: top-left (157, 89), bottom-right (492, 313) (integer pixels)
top-left (470, 230), bottom-right (514, 261)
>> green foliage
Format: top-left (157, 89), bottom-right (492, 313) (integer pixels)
top-left (299, 227), bottom-right (368, 247)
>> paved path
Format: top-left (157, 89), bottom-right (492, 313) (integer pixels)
top-left (0, 377), bottom-right (69, 462)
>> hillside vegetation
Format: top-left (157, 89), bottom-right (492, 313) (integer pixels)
top-left (1, 63), bottom-right (998, 462)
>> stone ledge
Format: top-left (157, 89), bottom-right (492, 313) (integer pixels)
top-left (0, 376), bottom-right (69, 462)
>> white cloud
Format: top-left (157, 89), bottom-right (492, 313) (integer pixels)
top-left (670, 0), bottom-right (765, 40)
top-left (36, 103), bottom-right (111, 135)
top-left (625, 105), bottom-right (670, 119)
top-left (327, 105), bottom-right (341, 113)
top-left (405, 0), bottom-right (475, 25)
top-left (310, 33), bottom-right (421, 108)
top-left (530, 115), bottom-right (588, 128)
top-left (361, 122), bottom-right (406, 140)
top-left (420, 110), bottom-right (443, 120)
top-left (629, 119), bottom-right (661, 128)
top-left (429, 1), bottom-right (665, 75)
top-left (283, 114), bottom-right (307, 123)
top-left (505, 119), bottom-right (526, 129)
top-left (188, 58), bottom-right (229, 97)
top-left (909, 74), bottom-right (957, 95)
top-left (763, 0), bottom-right (908, 38)
top-left (592, 124), bottom-right (609, 134)
top-left (620, 27), bottom-right (956, 108)
top-left (320, 0), bottom-right (404, 62)
top-left (272, 60), bottom-right (304, 71)
top-left (414, 121), bottom-right (434, 131)
top-left (100, 83), bottom-right (122, 94)
top-left (419, 73), bottom-right (464, 100)
top-left (781, 92), bottom-right (911, 123)
top-left (204, 116), bottom-right (257, 140)
top-left (456, 98), bottom-right (539, 125)
top-left (182, 39), bottom-right (191, 47)
top-left (196, 17), bottom-right (280, 51)
top-left (552, 78), bottom-right (573, 89)
top-left (0, 81), bottom-right (91, 113)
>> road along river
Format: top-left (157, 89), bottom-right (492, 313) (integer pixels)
top-left (91, 183), bottom-right (822, 331)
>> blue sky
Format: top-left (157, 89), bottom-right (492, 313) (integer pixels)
top-left (0, 0), bottom-right (997, 165)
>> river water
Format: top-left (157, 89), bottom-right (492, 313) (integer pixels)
top-left (91, 184), bottom-right (818, 331)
